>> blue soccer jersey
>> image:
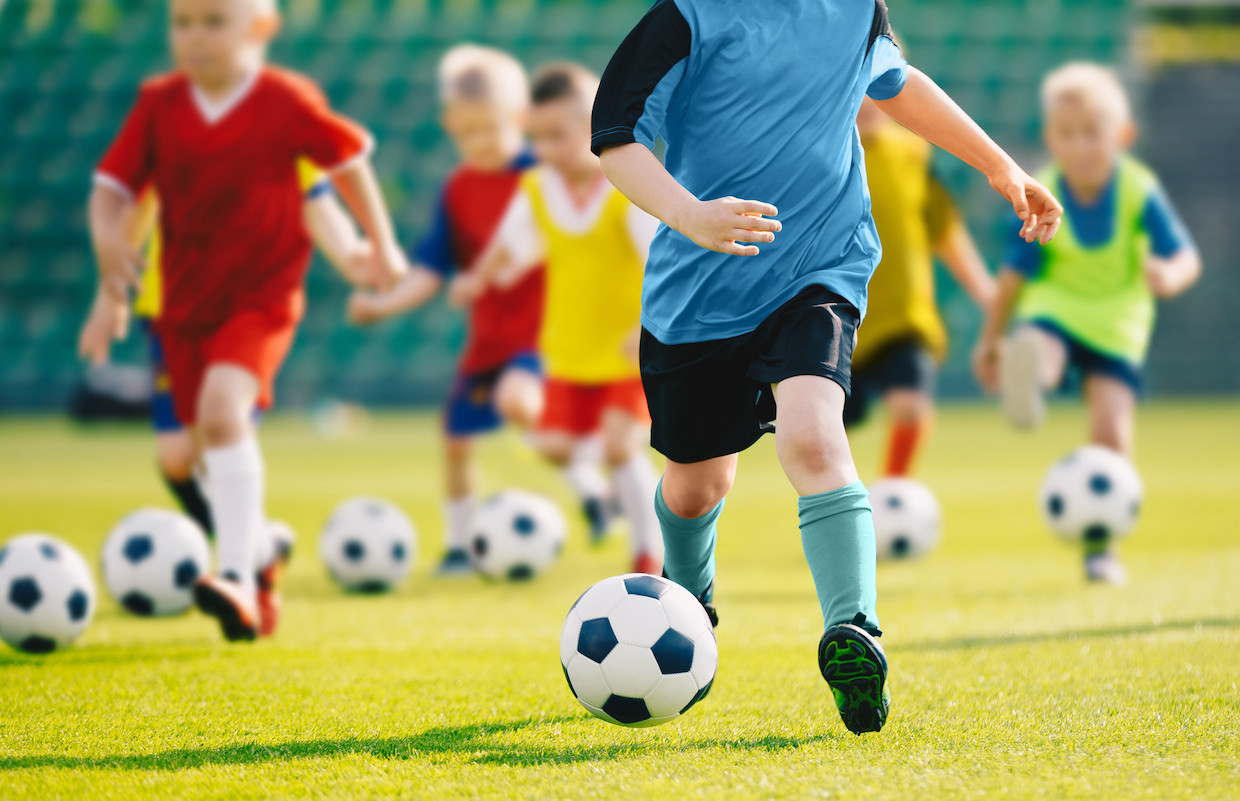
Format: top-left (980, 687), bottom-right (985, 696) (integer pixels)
top-left (592, 0), bottom-right (909, 344)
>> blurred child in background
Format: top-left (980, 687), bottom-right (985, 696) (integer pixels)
top-left (462, 63), bottom-right (663, 575)
top-left (847, 98), bottom-right (995, 476)
top-left (87, 0), bottom-right (406, 641)
top-left (347, 45), bottom-right (556, 576)
top-left (80, 163), bottom-right (372, 552)
top-left (974, 62), bottom-right (1201, 584)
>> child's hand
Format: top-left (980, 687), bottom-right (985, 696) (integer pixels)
top-left (346, 290), bottom-right (387, 326)
top-left (344, 240), bottom-right (376, 288)
top-left (78, 292), bottom-right (129, 366)
top-left (622, 327), bottom-right (642, 367)
top-left (987, 167), bottom-right (1063, 245)
top-left (675, 197), bottom-right (781, 256)
top-left (448, 273), bottom-right (484, 308)
top-left (972, 335), bottom-right (1002, 395)
top-left (1145, 255), bottom-right (1183, 299)
top-left (370, 242), bottom-right (409, 291)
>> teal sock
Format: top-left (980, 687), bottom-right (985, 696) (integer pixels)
top-left (798, 481), bottom-right (879, 631)
top-left (654, 478), bottom-right (723, 599)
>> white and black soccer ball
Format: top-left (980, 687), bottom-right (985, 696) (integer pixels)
top-left (101, 508), bottom-right (210, 616)
top-left (560, 574), bottom-right (717, 728)
top-left (470, 490), bottom-right (566, 581)
top-left (320, 498), bottom-right (416, 592)
top-left (0, 534), bottom-right (95, 653)
top-left (870, 478), bottom-right (942, 560)
top-left (1040, 445), bottom-right (1143, 546)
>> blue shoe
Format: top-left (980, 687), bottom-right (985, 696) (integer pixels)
top-left (818, 613), bottom-right (890, 735)
top-left (435, 548), bottom-right (473, 577)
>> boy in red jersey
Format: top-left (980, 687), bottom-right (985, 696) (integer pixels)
top-left (350, 45), bottom-right (577, 576)
top-left (88, 0), bottom-right (407, 641)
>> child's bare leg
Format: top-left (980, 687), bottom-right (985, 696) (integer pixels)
top-left (197, 365), bottom-right (265, 600)
top-left (156, 430), bottom-right (214, 539)
top-left (657, 454), bottom-right (736, 599)
top-left (440, 436), bottom-right (477, 569)
top-left (494, 367), bottom-right (544, 429)
top-left (1002, 325), bottom-right (1068, 428)
top-left (1084, 375), bottom-right (1136, 458)
top-left (773, 375), bottom-right (877, 631)
top-left (881, 388), bottom-right (933, 477)
top-left (601, 409), bottom-right (662, 570)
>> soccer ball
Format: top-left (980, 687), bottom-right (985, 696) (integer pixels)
top-left (870, 478), bottom-right (942, 560)
top-left (268, 519), bottom-right (296, 563)
top-left (0, 534), bottom-right (95, 653)
top-left (320, 498), bottom-right (416, 592)
top-left (1040, 445), bottom-right (1143, 545)
top-left (101, 508), bottom-right (210, 616)
top-left (560, 573), bottom-right (717, 728)
top-left (470, 490), bottom-right (566, 581)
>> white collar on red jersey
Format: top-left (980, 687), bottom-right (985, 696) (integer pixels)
top-left (190, 68), bottom-right (260, 125)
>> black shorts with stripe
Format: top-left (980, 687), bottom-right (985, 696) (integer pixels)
top-left (639, 286), bottom-right (860, 464)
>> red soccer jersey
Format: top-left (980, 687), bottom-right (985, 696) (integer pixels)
top-left (417, 154), bottom-right (545, 374)
top-left (96, 67), bottom-right (370, 330)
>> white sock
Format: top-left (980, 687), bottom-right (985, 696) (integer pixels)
top-left (202, 438), bottom-right (265, 605)
top-left (562, 437), bottom-right (609, 502)
top-left (612, 454), bottom-right (663, 559)
top-left (445, 496), bottom-right (476, 551)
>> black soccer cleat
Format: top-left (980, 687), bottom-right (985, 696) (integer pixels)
top-left (193, 575), bottom-right (259, 643)
top-left (582, 497), bottom-right (612, 546)
top-left (818, 613), bottom-right (890, 735)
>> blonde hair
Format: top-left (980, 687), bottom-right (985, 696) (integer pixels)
top-left (438, 44), bottom-right (529, 111)
top-left (1041, 62), bottom-right (1132, 125)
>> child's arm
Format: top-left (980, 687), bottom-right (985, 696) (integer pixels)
top-left (1145, 250), bottom-right (1201, 299)
top-left (88, 184), bottom-right (143, 301)
top-left (972, 268), bottom-right (1025, 393)
top-left (304, 191), bottom-right (372, 285)
top-left (330, 160), bottom-right (408, 289)
top-left (873, 69), bottom-right (1062, 245)
top-left (452, 190), bottom-right (545, 307)
top-left (600, 144), bottom-right (781, 256)
top-left (935, 219), bottom-right (996, 310)
top-left (347, 267), bottom-right (444, 325)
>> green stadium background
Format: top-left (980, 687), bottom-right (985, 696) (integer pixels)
top-left (2, 0), bottom-right (1236, 412)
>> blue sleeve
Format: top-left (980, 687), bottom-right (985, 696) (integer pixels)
top-left (1004, 217), bottom-right (1044, 278)
top-left (1142, 182), bottom-right (1195, 258)
top-left (303, 179), bottom-right (333, 200)
top-left (865, 3), bottom-right (908, 101)
top-left (413, 188), bottom-right (455, 276)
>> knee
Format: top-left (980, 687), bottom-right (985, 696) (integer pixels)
top-left (779, 425), bottom-right (838, 477)
top-left (496, 391), bottom-right (540, 429)
top-left (603, 432), bottom-right (637, 468)
top-left (538, 438), bottom-right (573, 467)
top-left (886, 391), bottom-right (931, 426)
top-left (196, 402), bottom-right (248, 448)
top-left (663, 473), bottom-right (733, 519)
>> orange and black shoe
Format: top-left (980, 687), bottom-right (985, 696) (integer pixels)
top-left (256, 557), bottom-right (285, 638)
top-left (193, 574), bottom-right (259, 642)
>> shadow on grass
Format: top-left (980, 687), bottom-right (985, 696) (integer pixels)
top-left (902, 616), bottom-right (1239, 653)
top-left (0, 716), bottom-right (832, 771)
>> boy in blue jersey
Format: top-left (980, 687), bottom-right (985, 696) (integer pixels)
top-left (592, 0), bottom-right (1063, 735)
top-left (973, 63), bottom-right (1200, 585)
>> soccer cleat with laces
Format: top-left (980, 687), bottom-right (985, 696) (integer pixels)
top-left (818, 613), bottom-right (890, 735)
top-left (193, 574), bottom-right (259, 643)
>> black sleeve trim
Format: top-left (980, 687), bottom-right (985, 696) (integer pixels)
top-left (591, 0), bottom-right (691, 155)
top-left (868, 0), bottom-right (894, 55)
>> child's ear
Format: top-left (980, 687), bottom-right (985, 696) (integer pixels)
top-left (252, 13), bottom-right (281, 42)
top-left (1119, 120), bottom-right (1137, 149)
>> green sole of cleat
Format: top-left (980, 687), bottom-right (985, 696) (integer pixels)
top-left (818, 626), bottom-right (890, 735)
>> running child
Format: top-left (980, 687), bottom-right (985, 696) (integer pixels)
top-left (346, 44), bottom-right (553, 575)
top-left (846, 98), bottom-right (995, 476)
top-left (973, 63), bottom-right (1200, 584)
top-left (592, 0), bottom-right (1062, 734)
top-left (88, 0), bottom-right (406, 641)
top-left (80, 163), bottom-right (372, 548)
top-left (462, 63), bottom-right (664, 575)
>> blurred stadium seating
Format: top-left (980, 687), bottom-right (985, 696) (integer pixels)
top-left (1, 0), bottom-right (1235, 412)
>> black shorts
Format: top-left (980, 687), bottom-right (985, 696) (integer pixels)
top-left (640, 286), bottom-right (860, 464)
top-left (843, 337), bottom-right (937, 427)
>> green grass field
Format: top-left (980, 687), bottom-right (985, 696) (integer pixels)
top-left (1, 401), bottom-right (1238, 800)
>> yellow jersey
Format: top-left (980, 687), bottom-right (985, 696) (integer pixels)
top-left (132, 159), bottom-right (329, 319)
top-left (855, 125), bottom-right (959, 367)
top-left (518, 168), bottom-right (650, 384)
